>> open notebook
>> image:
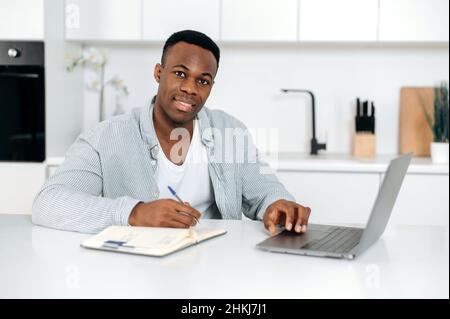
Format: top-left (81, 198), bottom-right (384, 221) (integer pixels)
top-left (81, 226), bottom-right (227, 257)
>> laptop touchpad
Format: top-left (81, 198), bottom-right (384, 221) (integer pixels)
top-left (262, 229), bottom-right (328, 249)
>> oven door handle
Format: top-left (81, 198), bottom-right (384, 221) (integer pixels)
top-left (0, 72), bottom-right (40, 78)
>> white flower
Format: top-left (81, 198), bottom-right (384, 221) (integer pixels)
top-left (86, 75), bottom-right (100, 91)
top-left (108, 75), bottom-right (129, 95)
top-left (81, 47), bottom-right (106, 67)
top-left (110, 75), bottom-right (123, 89)
top-left (66, 47), bottom-right (129, 102)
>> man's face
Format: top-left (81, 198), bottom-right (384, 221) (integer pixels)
top-left (154, 41), bottom-right (217, 125)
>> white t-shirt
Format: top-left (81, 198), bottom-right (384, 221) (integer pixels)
top-left (155, 120), bottom-right (215, 217)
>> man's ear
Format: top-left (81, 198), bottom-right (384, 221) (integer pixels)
top-left (154, 63), bottom-right (162, 83)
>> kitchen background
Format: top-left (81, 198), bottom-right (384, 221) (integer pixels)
top-left (86, 43), bottom-right (448, 155)
top-left (0, 0), bottom-right (449, 225)
top-left (1, 0), bottom-right (447, 157)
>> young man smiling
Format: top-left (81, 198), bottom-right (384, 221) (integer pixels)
top-left (32, 30), bottom-right (311, 235)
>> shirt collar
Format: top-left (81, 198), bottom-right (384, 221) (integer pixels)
top-left (139, 100), bottom-right (159, 149)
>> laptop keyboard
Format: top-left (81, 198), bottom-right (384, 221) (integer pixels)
top-left (302, 227), bottom-right (363, 254)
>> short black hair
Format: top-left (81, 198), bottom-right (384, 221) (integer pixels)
top-left (161, 30), bottom-right (220, 69)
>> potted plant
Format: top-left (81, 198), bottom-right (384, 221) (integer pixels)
top-left (421, 82), bottom-right (449, 163)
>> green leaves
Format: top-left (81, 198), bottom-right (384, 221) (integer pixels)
top-left (419, 82), bottom-right (449, 143)
top-left (433, 82), bottom-right (449, 143)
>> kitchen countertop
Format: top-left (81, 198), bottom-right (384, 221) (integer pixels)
top-left (45, 153), bottom-right (449, 175)
top-left (264, 153), bottom-right (449, 174)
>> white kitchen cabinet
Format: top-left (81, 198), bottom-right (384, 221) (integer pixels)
top-left (65, 0), bottom-right (141, 41)
top-left (0, 0), bottom-right (44, 40)
top-left (298, 0), bottom-right (378, 42)
top-left (379, 0), bottom-right (449, 42)
top-left (142, 0), bottom-right (220, 41)
top-left (276, 169), bottom-right (449, 228)
top-left (221, 0), bottom-right (298, 41)
top-left (276, 171), bottom-right (380, 225)
top-left (0, 163), bottom-right (46, 214)
top-left (387, 173), bottom-right (449, 227)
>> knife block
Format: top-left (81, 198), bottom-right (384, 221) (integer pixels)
top-left (353, 132), bottom-right (376, 157)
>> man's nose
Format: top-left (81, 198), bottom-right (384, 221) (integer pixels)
top-left (180, 78), bottom-right (198, 95)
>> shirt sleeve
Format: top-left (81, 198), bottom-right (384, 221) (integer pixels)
top-left (32, 134), bottom-right (141, 234)
top-left (237, 125), bottom-right (296, 220)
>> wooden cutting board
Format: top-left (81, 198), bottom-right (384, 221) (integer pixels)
top-left (400, 87), bottom-right (434, 156)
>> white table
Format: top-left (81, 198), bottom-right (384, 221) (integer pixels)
top-left (0, 215), bottom-right (448, 298)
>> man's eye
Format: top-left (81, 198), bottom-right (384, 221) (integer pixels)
top-left (198, 79), bottom-right (210, 86)
top-left (174, 71), bottom-right (185, 78)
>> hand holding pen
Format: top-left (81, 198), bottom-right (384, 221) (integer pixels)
top-left (128, 192), bottom-right (201, 228)
top-left (168, 186), bottom-right (200, 225)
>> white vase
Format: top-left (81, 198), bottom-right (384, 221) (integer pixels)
top-left (430, 142), bottom-right (449, 164)
top-left (113, 94), bottom-right (125, 116)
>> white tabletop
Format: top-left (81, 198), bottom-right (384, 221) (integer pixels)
top-left (0, 215), bottom-right (448, 299)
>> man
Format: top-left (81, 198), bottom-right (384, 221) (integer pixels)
top-left (32, 30), bottom-right (311, 235)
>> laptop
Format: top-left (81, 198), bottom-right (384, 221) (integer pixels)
top-left (256, 153), bottom-right (412, 260)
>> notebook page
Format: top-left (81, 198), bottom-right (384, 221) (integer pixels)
top-left (83, 226), bottom-right (191, 250)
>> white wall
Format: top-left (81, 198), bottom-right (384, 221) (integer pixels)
top-left (45, 0), bottom-right (83, 157)
top-left (79, 43), bottom-right (449, 156)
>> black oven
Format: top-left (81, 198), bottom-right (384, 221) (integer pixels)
top-left (0, 41), bottom-right (45, 162)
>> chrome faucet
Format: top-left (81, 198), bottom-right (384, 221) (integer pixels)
top-left (281, 89), bottom-right (327, 155)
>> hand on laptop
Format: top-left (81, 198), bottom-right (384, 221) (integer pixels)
top-left (263, 199), bottom-right (311, 235)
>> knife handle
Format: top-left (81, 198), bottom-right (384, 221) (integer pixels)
top-left (356, 97), bottom-right (361, 117)
top-left (355, 98), bottom-right (361, 132)
top-left (370, 102), bottom-right (375, 134)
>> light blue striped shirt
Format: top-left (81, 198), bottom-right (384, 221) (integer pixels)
top-left (32, 103), bottom-right (295, 233)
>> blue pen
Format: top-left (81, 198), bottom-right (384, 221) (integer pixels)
top-left (102, 240), bottom-right (135, 249)
top-left (168, 186), bottom-right (200, 224)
